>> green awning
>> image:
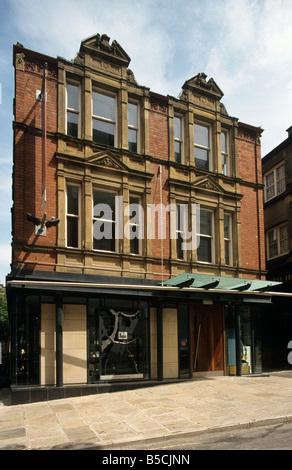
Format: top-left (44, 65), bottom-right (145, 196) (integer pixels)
top-left (162, 273), bottom-right (282, 292)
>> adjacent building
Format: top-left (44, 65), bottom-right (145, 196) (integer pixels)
top-left (262, 126), bottom-right (292, 288)
top-left (6, 34), bottom-right (291, 401)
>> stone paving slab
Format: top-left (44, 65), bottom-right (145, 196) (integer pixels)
top-left (1, 374), bottom-right (292, 450)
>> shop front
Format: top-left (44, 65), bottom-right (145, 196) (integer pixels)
top-left (8, 291), bottom-right (151, 388)
top-left (6, 271), bottom-right (292, 402)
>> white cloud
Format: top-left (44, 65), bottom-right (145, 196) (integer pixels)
top-left (192, 0), bottom-right (290, 85)
top-left (5, 0), bottom-right (292, 152)
top-left (0, 242), bottom-right (11, 284)
top-left (0, 244), bottom-right (11, 264)
top-left (8, 0), bottom-right (175, 94)
top-left (182, 0), bottom-right (292, 154)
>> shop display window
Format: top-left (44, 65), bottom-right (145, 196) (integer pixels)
top-left (88, 298), bottom-right (149, 382)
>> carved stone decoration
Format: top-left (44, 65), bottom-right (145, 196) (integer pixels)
top-left (96, 156), bottom-right (120, 169)
top-left (220, 102), bottom-right (228, 116)
top-left (24, 59), bottom-right (57, 78)
top-left (237, 130), bottom-right (256, 143)
top-left (182, 72), bottom-right (224, 101)
top-left (150, 99), bottom-right (167, 113)
top-left (194, 73), bottom-right (221, 94)
top-left (15, 53), bottom-right (25, 71)
top-left (200, 180), bottom-right (214, 190)
top-left (86, 151), bottom-right (130, 171)
top-left (73, 51), bottom-right (85, 65)
top-left (80, 33), bottom-right (131, 67)
top-left (127, 68), bottom-right (138, 85)
top-left (194, 176), bottom-right (225, 193)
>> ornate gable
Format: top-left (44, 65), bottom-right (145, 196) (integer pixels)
top-left (78, 33), bottom-right (131, 67)
top-left (182, 73), bottom-right (224, 101)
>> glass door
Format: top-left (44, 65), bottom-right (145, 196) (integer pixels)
top-left (225, 304), bottom-right (262, 375)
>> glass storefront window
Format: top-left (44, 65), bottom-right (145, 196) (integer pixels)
top-left (88, 298), bottom-right (149, 382)
top-left (225, 304), bottom-right (236, 374)
top-left (225, 304), bottom-right (262, 375)
top-left (178, 303), bottom-right (190, 378)
top-left (252, 308), bottom-right (262, 374)
top-left (240, 306), bottom-right (252, 374)
top-left (13, 296), bottom-right (40, 386)
top-left (240, 305), bottom-right (262, 374)
top-left (100, 308), bottom-right (143, 378)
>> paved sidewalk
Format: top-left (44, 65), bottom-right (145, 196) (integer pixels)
top-left (1, 373), bottom-right (292, 450)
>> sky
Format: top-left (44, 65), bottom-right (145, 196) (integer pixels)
top-left (1, 0), bottom-right (292, 285)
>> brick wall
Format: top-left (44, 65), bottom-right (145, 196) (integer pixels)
top-left (148, 95), bottom-right (169, 162)
top-left (12, 46), bottom-right (58, 272)
top-left (12, 45), bottom-right (266, 280)
top-left (237, 126), bottom-right (266, 278)
top-left (148, 96), bottom-right (171, 278)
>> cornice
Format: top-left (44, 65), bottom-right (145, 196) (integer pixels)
top-left (55, 151), bottom-right (153, 180)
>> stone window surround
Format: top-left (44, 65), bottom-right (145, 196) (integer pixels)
top-left (59, 66), bottom-right (236, 173)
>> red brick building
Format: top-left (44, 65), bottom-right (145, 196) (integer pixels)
top-left (6, 35), bottom-right (287, 401)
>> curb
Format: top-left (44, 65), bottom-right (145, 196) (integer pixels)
top-left (52, 414), bottom-right (292, 450)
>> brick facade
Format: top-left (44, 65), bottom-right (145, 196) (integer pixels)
top-left (11, 37), bottom-right (266, 281)
top-left (237, 124), bottom-right (266, 278)
top-left (13, 47), bottom-right (58, 272)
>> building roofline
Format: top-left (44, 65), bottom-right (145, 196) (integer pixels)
top-left (149, 91), bottom-right (169, 102)
top-left (262, 133), bottom-right (292, 163)
top-left (238, 121), bottom-right (264, 135)
top-left (13, 43), bottom-right (57, 67)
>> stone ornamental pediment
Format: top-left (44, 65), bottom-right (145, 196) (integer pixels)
top-left (193, 175), bottom-right (226, 194)
top-left (78, 33), bottom-right (131, 67)
top-left (182, 73), bottom-right (224, 101)
top-left (86, 151), bottom-right (130, 171)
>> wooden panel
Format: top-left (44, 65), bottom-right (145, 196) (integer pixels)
top-left (63, 304), bottom-right (87, 385)
top-left (191, 304), bottom-right (224, 373)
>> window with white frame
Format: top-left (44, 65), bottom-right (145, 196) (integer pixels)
top-left (176, 204), bottom-right (188, 260)
top-left (93, 189), bottom-right (117, 252)
top-left (92, 90), bottom-right (116, 146)
top-left (264, 163), bottom-right (286, 201)
top-left (174, 116), bottom-right (183, 163)
top-left (194, 122), bottom-right (211, 171)
top-left (66, 183), bottom-right (80, 248)
top-left (221, 130), bottom-right (229, 176)
top-left (267, 224), bottom-right (289, 259)
top-left (224, 213), bottom-right (232, 265)
top-left (128, 195), bottom-right (143, 254)
top-left (197, 209), bottom-right (214, 263)
top-left (66, 82), bottom-right (80, 138)
top-left (276, 164), bottom-right (286, 194)
top-left (128, 102), bottom-right (139, 153)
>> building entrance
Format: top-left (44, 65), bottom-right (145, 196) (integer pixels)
top-left (190, 303), bottom-right (225, 376)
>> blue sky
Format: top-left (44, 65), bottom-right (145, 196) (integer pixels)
top-left (1, 0), bottom-right (292, 284)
